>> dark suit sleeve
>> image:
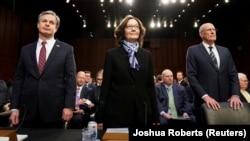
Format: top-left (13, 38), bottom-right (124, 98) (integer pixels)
top-left (147, 53), bottom-right (160, 123)
top-left (186, 46), bottom-right (207, 98)
top-left (95, 51), bottom-right (112, 123)
top-left (155, 84), bottom-right (167, 114)
top-left (64, 45), bottom-right (77, 109)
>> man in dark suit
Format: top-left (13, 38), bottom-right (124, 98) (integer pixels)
top-left (10, 10), bottom-right (76, 128)
top-left (238, 72), bottom-right (250, 103)
top-left (176, 71), bottom-right (188, 87)
top-left (155, 69), bottom-right (195, 125)
top-left (69, 71), bottom-right (95, 129)
top-left (186, 22), bottom-right (243, 125)
top-left (92, 69), bottom-right (103, 112)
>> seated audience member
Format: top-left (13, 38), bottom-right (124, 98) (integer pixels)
top-left (68, 71), bottom-right (95, 129)
top-left (0, 80), bottom-right (11, 127)
top-left (238, 72), bottom-right (250, 103)
top-left (92, 69), bottom-right (103, 109)
top-left (88, 69), bottom-right (104, 121)
top-left (155, 69), bottom-right (196, 125)
top-left (176, 71), bottom-right (188, 87)
top-left (84, 70), bottom-right (95, 88)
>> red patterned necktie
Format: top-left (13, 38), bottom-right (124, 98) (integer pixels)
top-left (38, 41), bottom-right (46, 74)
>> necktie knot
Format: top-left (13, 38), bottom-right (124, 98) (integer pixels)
top-left (208, 46), bottom-right (214, 52)
top-left (76, 87), bottom-right (80, 95)
top-left (42, 41), bottom-right (47, 46)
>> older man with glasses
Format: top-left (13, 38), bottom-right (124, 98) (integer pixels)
top-left (238, 72), bottom-right (250, 103)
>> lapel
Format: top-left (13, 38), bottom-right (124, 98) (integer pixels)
top-left (80, 86), bottom-right (86, 98)
top-left (136, 48), bottom-right (144, 70)
top-left (199, 44), bottom-right (219, 71)
top-left (171, 84), bottom-right (178, 104)
top-left (30, 42), bottom-right (39, 76)
top-left (216, 45), bottom-right (225, 72)
top-left (117, 47), bottom-right (136, 81)
top-left (160, 83), bottom-right (168, 98)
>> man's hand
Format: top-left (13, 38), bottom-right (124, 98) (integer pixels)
top-left (10, 110), bottom-right (19, 125)
top-left (228, 96), bottom-right (243, 110)
top-left (62, 108), bottom-right (73, 121)
top-left (203, 95), bottom-right (221, 110)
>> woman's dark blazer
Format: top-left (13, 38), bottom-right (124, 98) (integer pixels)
top-left (96, 46), bottom-right (159, 128)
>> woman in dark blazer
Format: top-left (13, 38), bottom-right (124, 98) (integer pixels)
top-left (95, 15), bottom-right (159, 130)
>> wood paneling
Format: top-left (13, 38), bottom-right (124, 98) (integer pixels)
top-left (0, 7), bottom-right (20, 82)
top-left (1, 6), bottom-right (250, 82)
top-left (70, 38), bottom-right (200, 77)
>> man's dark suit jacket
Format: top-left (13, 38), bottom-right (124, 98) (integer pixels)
top-left (11, 40), bottom-right (76, 123)
top-left (69, 86), bottom-right (94, 129)
top-left (96, 46), bottom-right (159, 128)
top-left (179, 80), bottom-right (188, 87)
top-left (186, 43), bottom-right (239, 118)
top-left (79, 86), bottom-right (95, 115)
top-left (155, 83), bottom-right (195, 125)
top-left (92, 84), bottom-right (101, 113)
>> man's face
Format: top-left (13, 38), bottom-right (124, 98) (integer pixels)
top-left (37, 14), bottom-right (58, 38)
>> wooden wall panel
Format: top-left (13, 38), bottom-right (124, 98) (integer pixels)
top-left (2, 5), bottom-right (249, 82)
top-left (148, 38), bottom-right (199, 76)
top-left (71, 38), bottom-right (115, 75)
top-left (0, 7), bottom-right (20, 82)
top-left (70, 38), bottom-right (200, 78)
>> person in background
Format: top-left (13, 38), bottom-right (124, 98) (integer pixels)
top-left (84, 70), bottom-right (94, 88)
top-left (155, 69), bottom-right (196, 125)
top-left (10, 10), bottom-right (76, 128)
top-left (68, 71), bottom-right (94, 129)
top-left (238, 72), bottom-right (250, 103)
top-left (176, 71), bottom-right (188, 87)
top-left (95, 15), bottom-right (159, 130)
top-left (0, 80), bottom-right (11, 127)
top-left (155, 74), bottom-right (163, 85)
top-left (186, 22), bottom-right (243, 125)
top-left (90, 69), bottom-right (104, 121)
top-left (93, 69), bottom-right (103, 105)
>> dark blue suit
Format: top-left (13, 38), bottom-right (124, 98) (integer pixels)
top-left (11, 40), bottom-right (76, 123)
top-left (155, 83), bottom-right (195, 125)
top-left (186, 43), bottom-right (239, 123)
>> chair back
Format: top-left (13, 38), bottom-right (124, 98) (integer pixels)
top-left (201, 102), bottom-right (250, 125)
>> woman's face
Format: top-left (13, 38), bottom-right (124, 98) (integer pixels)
top-left (124, 19), bottom-right (140, 43)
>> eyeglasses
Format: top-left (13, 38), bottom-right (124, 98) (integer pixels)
top-left (126, 25), bottom-right (139, 30)
top-left (240, 80), bottom-right (249, 83)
